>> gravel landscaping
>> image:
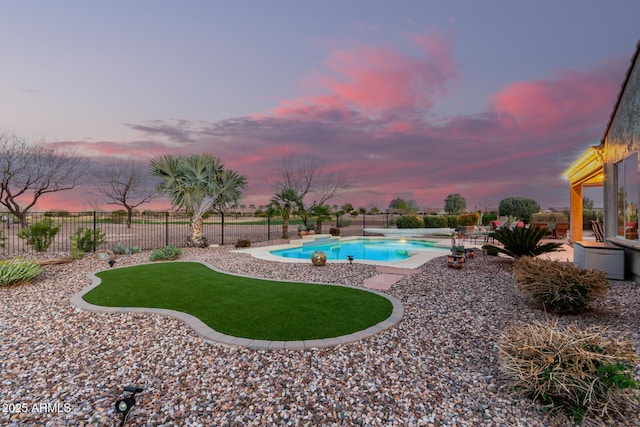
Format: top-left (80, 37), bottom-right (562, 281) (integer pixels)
top-left (1, 242), bottom-right (639, 426)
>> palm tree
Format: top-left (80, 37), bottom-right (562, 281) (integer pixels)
top-left (149, 154), bottom-right (247, 247)
top-left (312, 205), bottom-right (333, 234)
top-left (270, 188), bottom-right (300, 239)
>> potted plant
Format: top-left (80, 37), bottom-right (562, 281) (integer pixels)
top-left (447, 254), bottom-right (464, 268)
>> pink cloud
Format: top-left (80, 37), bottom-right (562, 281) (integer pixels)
top-left (271, 30), bottom-right (458, 121)
top-left (50, 140), bottom-right (182, 160)
top-left (32, 41), bottom-right (627, 213)
top-left (492, 64), bottom-right (619, 135)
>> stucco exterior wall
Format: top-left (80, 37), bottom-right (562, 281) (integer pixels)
top-left (603, 50), bottom-right (640, 280)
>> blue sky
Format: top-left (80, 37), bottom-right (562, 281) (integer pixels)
top-left (2, 1), bottom-right (639, 211)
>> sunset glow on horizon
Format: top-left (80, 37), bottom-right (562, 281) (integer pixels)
top-left (2, 1), bottom-right (638, 212)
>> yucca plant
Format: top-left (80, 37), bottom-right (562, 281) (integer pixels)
top-left (482, 226), bottom-right (563, 258)
top-left (0, 258), bottom-right (43, 286)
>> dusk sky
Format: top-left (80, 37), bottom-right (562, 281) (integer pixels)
top-left (2, 1), bottom-right (639, 212)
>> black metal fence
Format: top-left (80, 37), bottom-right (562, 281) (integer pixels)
top-left (0, 211), bottom-right (282, 257)
top-left (0, 211), bottom-right (398, 257)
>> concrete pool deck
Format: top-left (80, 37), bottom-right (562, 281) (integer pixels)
top-left (233, 234), bottom-right (482, 269)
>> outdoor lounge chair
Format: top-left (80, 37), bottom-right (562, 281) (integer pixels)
top-left (591, 220), bottom-right (605, 242)
top-left (552, 223), bottom-right (569, 239)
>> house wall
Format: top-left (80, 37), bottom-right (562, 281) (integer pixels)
top-left (603, 52), bottom-right (640, 280)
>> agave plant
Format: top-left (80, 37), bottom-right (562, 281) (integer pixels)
top-left (482, 226), bottom-right (563, 259)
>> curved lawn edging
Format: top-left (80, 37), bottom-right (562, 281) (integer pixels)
top-left (70, 260), bottom-right (404, 350)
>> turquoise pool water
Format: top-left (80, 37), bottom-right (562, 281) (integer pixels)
top-left (270, 239), bottom-right (441, 262)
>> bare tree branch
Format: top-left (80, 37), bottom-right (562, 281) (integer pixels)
top-left (0, 132), bottom-right (86, 227)
top-left (90, 158), bottom-right (158, 227)
top-left (270, 155), bottom-right (350, 227)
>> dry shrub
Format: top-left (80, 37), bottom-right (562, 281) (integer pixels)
top-left (514, 257), bottom-right (609, 314)
top-left (499, 320), bottom-right (639, 424)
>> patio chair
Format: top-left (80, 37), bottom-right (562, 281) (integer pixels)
top-left (591, 220), bottom-right (605, 242)
top-left (532, 223), bottom-right (549, 234)
top-left (457, 225), bottom-right (476, 241)
top-left (552, 223), bottom-right (569, 239)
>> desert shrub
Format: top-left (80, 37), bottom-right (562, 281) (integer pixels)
top-left (423, 215), bottom-right (448, 228)
top-left (44, 210), bottom-right (68, 217)
top-left (337, 218), bottom-right (351, 228)
top-left (530, 212), bottom-right (569, 227)
top-left (482, 226), bottom-right (563, 259)
top-left (498, 320), bottom-right (639, 424)
top-left (514, 257), bottom-right (609, 314)
top-left (482, 213), bottom-right (497, 226)
top-left (498, 197), bottom-right (540, 223)
top-left (0, 258), bottom-right (43, 286)
top-left (149, 245), bottom-right (182, 261)
top-left (70, 227), bottom-right (107, 252)
top-left (457, 212), bottom-right (480, 226)
top-left (484, 246), bottom-right (499, 256)
top-left (396, 215), bottom-right (424, 229)
top-left (17, 219), bottom-right (60, 252)
top-left (110, 210), bottom-right (127, 223)
top-left (111, 242), bottom-right (141, 255)
top-left (236, 239), bottom-right (251, 248)
top-left (350, 211), bottom-right (359, 217)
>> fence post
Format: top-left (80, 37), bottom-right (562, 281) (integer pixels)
top-left (267, 213), bottom-right (271, 241)
top-left (362, 213), bottom-right (366, 236)
top-left (221, 212), bottom-right (225, 246)
top-left (93, 211), bottom-right (97, 252)
top-left (165, 212), bottom-right (169, 247)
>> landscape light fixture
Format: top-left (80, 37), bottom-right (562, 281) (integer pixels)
top-left (108, 260), bottom-right (116, 268)
top-left (347, 255), bottom-right (354, 264)
top-left (115, 385), bottom-right (144, 426)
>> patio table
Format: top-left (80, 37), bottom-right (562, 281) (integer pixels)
top-left (469, 232), bottom-right (493, 244)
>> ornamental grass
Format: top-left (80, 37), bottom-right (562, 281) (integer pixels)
top-left (498, 320), bottom-right (639, 424)
top-left (513, 257), bottom-right (609, 314)
top-left (0, 258), bottom-right (43, 286)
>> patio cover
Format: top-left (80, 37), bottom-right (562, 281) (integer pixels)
top-left (563, 145), bottom-right (604, 243)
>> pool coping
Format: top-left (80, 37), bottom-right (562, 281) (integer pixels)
top-left (233, 234), bottom-right (459, 269)
top-left (70, 260), bottom-right (404, 350)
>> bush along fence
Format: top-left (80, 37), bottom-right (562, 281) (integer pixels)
top-left (0, 211), bottom-right (284, 257)
top-left (0, 210), bottom-right (458, 257)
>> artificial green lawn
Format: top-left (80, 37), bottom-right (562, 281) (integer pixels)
top-left (84, 262), bottom-right (393, 341)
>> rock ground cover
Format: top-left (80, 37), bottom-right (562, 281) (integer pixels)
top-left (1, 243), bottom-right (639, 426)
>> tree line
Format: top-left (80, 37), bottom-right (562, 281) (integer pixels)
top-left (0, 133), bottom-right (350, 247)
top-left (3, 132), bottom-right (568, 247)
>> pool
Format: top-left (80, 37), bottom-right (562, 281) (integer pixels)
top-left (234, 236), bottom-right (456, 269)
top-left (270, 238), bottom-right (442, 262)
